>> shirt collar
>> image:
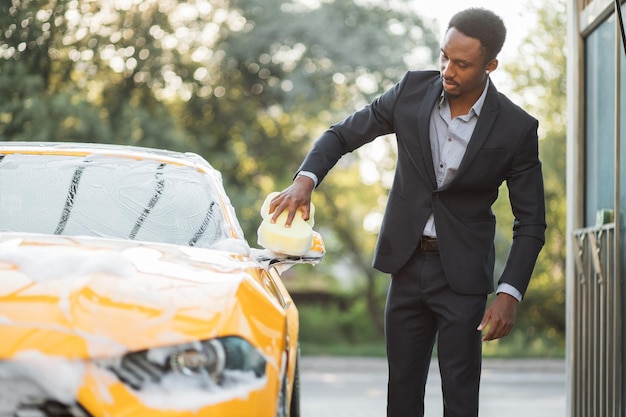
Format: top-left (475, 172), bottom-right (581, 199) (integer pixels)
top-left (439, 78), bottom-right (490, 118)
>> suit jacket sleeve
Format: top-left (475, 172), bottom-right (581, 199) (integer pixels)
top-left (295, 72), bottom-right (413, 185)
top-left (498, 117), bottom-right (546, 297)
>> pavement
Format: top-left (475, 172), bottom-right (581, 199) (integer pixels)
top-left (300, 356), bottom-right (566, 417)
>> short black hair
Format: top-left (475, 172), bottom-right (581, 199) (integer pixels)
top-left (447, 8), bottom-right (506, 61)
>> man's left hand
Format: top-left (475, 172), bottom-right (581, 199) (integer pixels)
top-left (477, 293), bottom-right (518, 342)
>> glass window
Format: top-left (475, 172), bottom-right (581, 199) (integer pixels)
top-left (585, 14), bottom-right (616, 226)
top-left (0, 153), bottom-right (231, 248)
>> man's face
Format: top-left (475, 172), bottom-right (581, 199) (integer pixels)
top-left (439, 27), bottom-right (496, 100)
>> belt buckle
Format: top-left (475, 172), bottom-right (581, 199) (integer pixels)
top-left (419, 236), bottom-right (438, 252)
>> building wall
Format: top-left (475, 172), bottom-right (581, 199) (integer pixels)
top-left (567, 0), bottom-right (624, 416)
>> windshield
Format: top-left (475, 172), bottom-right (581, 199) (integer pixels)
top-left (0, 153), bottom-right (231, 248)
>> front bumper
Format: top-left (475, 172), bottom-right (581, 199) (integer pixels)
top-left (0, 346), bottom-right (280, 417)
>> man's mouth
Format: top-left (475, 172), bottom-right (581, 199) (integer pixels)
top-left (443, 78), bottom-right (458, 87)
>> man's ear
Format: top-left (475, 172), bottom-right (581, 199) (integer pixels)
top-left (486, 59), bottom-right (499, 74)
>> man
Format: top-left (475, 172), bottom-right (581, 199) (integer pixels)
top-left (270, 8), bottom-right (546, 417)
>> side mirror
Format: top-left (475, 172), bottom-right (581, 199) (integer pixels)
top-left (253, 231), bottom-right (325, 271)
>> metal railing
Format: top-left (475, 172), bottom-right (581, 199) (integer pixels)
top-left (571, 223), bottom-right (622, 417)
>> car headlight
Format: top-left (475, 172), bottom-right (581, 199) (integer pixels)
top-left (103, 336), bottom-right (266, 391)
top-left (169, 339), bottom-right (226, 381)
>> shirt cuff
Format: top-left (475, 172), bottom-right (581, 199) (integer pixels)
top-left (297, 171), bottom-right (319, 187)
top-left (496, 283), bottom-right (522, 302)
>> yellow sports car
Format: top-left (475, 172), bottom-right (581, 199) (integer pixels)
top-left (0, 142), bottom-right (324, 417)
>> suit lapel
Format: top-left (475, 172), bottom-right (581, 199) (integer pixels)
top-left (413, 78), bottom-right (441, 188)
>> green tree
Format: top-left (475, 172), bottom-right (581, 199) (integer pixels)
top-left (489, 0), bottom-right (567, 353)
top-left (176, 0), bottom-right (439, 223)
top-left (173, 0), bottom-right (441, 333)
top-left (0, 0), bottom-right (441, 336)
top-left (0, 0), bottom-right (187, 147)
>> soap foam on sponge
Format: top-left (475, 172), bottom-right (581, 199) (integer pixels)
top-left (257, 192), bottom-right (315, 256)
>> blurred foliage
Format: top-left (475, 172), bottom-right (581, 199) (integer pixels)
top-left (497, 0), bottom-right (567, 352)
top-left (297, 303), bottom-right (564, 358)
top-left (0, 0), bottom-right (566, 355)
top-left (0, 0), bottom-right (439, 338)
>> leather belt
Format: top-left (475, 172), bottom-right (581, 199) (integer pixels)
top-left (419, 236), bottom-right (439, 252)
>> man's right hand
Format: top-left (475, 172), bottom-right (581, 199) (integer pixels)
top-left (269, 175), bottom-right (315, 227)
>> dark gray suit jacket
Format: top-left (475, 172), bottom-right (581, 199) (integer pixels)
top-left (297, 70), bottom-right (546, 297)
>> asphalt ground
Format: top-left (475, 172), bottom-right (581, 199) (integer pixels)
top-left (300, 356), bottom-right (566, 417)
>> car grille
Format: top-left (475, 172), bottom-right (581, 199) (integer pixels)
top-left (0, 375), bottom-right (91, 417)
top-left (107, 350), bottom-right (164, 390)
top-left (4, 400), bottom-right (91, 417)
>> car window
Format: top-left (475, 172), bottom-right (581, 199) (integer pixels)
top-left (0, 153), bottom-right (230, 248)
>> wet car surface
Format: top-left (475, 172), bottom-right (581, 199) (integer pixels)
top-left (0, 142), bottom-right (324, 417)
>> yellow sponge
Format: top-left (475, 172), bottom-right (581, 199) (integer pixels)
top-left (257, 192), bottom-right (315, 255)
top-left (260, 192), bottom-right (314, 226)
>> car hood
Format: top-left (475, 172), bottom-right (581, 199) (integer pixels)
top-left (0, 233), bottom-right (283, 359)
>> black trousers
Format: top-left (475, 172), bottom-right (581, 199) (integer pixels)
top-left (385, 249), bottom-right (487, 417)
